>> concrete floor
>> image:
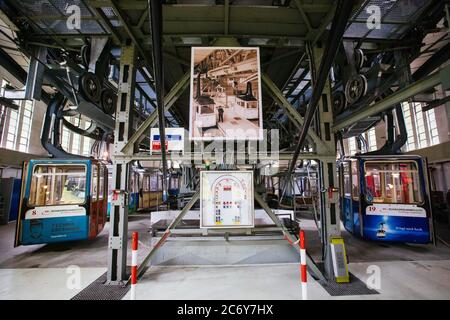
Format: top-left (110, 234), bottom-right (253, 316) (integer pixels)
top-left (0, 214), bottom-right (449, 300)
top-left (122, 260), bottom-right (450, 300)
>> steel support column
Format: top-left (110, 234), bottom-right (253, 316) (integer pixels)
top-left (148, 0), bottom-right (168, 200)
top-left (107, 44), bottom-right (137, 284)
top-left (310, 45), bottom-right (341, 280)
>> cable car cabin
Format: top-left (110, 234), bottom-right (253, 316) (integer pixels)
top-left (14, 159), bottom-right (108, 246)
top-left (339, 155), bottom-right (433, 244)
top-left (234, 99), bottom-right (258, 120)
top-left (139, 172), bottom-right (163, 209)
top-left (168, 173), bottom-right (181, 197)
top-left (128, 169), bottom-right (140, 213)
top-left (234, 81), bottom-right (258, 120)
top-left (195, 104), bottom-right (216, 128)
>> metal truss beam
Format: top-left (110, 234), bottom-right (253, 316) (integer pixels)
top-left (112, 152), bottom-right (336, 163)
top-left (121, 71), bottom-right (190, 154)
top-left (109, 0), bottom-right (153, 78)
top-left (288, 0), bottom-right (355, 177)
top-left (159, 4), bottom-right (331, 39)
top-left (262, 73), bottom-right (332, 154)
top-left (134, 191), bottom-right (201, 280)
top-left (332, 66), bottom-right (449, 132)
top-left (254, 192), bottom-right (326, 281)
top-left (293, 0), bottom-right (313, 32)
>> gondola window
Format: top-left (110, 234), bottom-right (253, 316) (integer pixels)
top-left (29, 164), bottom-right (87, 206)
top-left (364, 161), bottom-right (422, 204)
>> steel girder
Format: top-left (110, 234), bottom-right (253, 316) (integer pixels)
top-left (332, 65), bottom-right (450, 132)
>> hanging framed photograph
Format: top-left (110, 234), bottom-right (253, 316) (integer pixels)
top-left (189, 47), bottom-right (263, 141)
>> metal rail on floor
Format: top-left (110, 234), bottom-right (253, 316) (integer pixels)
top-left (132, 190), bottom-right (200, 282)
top-left (132, 190), bottom-right (326, 283)
top-left (254, 192), bottom-right (326, 282)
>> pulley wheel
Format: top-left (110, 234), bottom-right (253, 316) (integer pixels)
top-left (101, 88), bottom-right (117, 115)
top-left (332, 91), bottom-right (346, 115)
top-left (81, 44), bottom-right (90, 67)
top-left (79, 72), bottom-right (101, 103)
top-left (354, 48), bottom-right (365, 70)
top-left (345, 74), bottom-right (368, 105)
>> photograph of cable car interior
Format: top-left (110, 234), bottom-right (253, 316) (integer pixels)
top-left (189, 47), bottom-right (263, 140)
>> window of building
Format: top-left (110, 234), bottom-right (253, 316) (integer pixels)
top-left (366, 127), bottom-right (377, 151)
top-left (82, 120), bottom-right (92, 156)
top-left (18, 100), bottom-right (33, 152)
top-left (402, 102), bottom-right (416, 152)
top-left (61, 126), bottom-right (70, 151)
top-left (82, 137), bottom-right (92, 156)
top-left (413, 102), bottom-right (427, 149)
top-left (426, 108), bottom-right (439, 146)
top-left (5, 106), bottom-right (19, 150)
top-left (401, 101), bottom-right (440, 151)
top-left (348, 137), bottom-right (357, 155)
top-left (1, 79), bottom-right (20, 150)
top-left (72, 133), bottom-right (81, 155)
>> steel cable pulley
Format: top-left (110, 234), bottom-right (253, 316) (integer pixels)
top-left (101, 88), bottom-right (117, 115)
top-left (354, 48), bottom-right (365, 71)
top-left (81, 44), bottom-right (90, 67)
top-left (345, 74), bottom-right (368, 104)
top-left (79, 72), bottom-right (101, 103)
top-left (332, 90), bottom-right (346, 115)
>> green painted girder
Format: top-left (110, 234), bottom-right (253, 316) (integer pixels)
top-left (85, 1), bottom-right (334, 40)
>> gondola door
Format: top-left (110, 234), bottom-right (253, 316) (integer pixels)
top-left (97, 164), bottom-right (107, 233)
top-left (422, 157), bottom-right (435, 244)
top-left (14, 161), bottom-right (29, 247)
top-left (340, 161), bottom-right (354, 233)
top-left (89, 162), bottom-right (100, 239)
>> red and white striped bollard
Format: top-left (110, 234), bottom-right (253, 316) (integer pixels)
top-left (131, 232), bottom-right (138, 300)
top-left (299, 230), bottom-right (307, 300)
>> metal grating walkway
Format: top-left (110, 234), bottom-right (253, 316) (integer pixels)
top-left (71, 272), bottom-right (130, 301)
top-left (319, 273), bottom-right (379, 296)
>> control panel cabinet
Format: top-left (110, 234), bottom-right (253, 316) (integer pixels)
top-left (200, 171), bottom-right (254, 228)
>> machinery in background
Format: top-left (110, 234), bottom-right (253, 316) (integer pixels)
top-left (338, 154), bottom-right (434, 244)
top-left (14, 159), bottom-right (108, 246)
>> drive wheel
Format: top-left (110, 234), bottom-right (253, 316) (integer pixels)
top-left (101, 88), bottom-right (117, 115)
top-left (79, 72), bottom-right (101, 103)
top-left (81, 44), bottom-right (90, 67)
top-left (345, 74), bottom-right (367, 105)
top-left (333, 91), bottom-right (346, 115)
